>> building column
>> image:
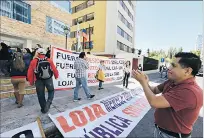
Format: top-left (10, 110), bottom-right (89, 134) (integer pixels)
top-left (24, 39), bottom-right (32, 50)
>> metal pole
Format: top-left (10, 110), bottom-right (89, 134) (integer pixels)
top-left (83, 36), bottom-right (84, 52)
top-left (89, 24), bottom-right (91, 50)
top-left (65, 34), bottom-right (67, 49)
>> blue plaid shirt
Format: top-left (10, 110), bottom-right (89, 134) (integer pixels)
top-left (74, 58), bottom-right (89, 78)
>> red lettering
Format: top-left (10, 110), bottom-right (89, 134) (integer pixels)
top-left (69, 110), bottom-right (88, 127)
top-left (83, 107), bottom-right (96, 122)
top-left (91, 104), bottom-right (107, 118)
top-left (56, 116), bottom-right (76, 133)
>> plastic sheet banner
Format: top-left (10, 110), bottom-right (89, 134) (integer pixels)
top-left (51, 47), bottom-right (124, 90)
top-left (49, 87), bottom-right (151, 137)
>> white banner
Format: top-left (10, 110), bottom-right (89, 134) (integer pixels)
top-left (0, 121), bottom-right (43, 138)
top-left (49, 87), bottom-right (151, 137)
top-left (51, 47), bottom-right (124, 90)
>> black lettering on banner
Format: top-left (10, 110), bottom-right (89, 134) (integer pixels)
top-left (12, 130), bottom-right (34, 138)
top-left (93, 127), bottom-right (115, 138)
top-left (58, 80), bottom-right (74, 86)
top-left (83, 115), bottom-right (132, 138)
top-left (67, 73), bottom-right (75, 78)
top-left (56, 62), bottom-right (74, 69)
top-left (56, 52), bottom-right (77, 61)
top-left (114, 72), bottom-right (119, 76)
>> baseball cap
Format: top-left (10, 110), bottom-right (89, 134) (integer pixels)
top-left (37, 48), bottom-right (46, 55)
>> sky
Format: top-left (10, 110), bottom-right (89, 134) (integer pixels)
top-left (135, 1), bottom-right (203, 54)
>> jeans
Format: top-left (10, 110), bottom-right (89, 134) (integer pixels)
top-left (154, 126), bottom-right (191, 138)
top-left (74, 77), bottom-right (91, 100)
top-left (35, 78), bottom-right (54, 110)
top-left (123, 72), bottom-right (130, 88)
top-left (0, 60), bottom-right (9, 75)
top-left (99, 81), bottom-right (103, 88)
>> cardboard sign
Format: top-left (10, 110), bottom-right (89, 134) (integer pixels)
top-left (0, 121), bottom-right (44, 138)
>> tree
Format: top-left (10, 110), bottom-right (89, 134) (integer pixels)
top-left (191, 50), bottom-right (201, 57)
top-left (177, 47), bottom-right (183, 53)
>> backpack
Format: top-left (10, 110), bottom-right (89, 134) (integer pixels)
top-left (34, 57), bottom-right (53, 80)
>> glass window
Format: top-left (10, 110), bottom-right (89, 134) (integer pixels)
top-left (76, 3), bottom-right (85, 12)
top-left (87, 0), bottom-right (94, 7)
top-left (86, 13), bottom-right (94, 21)
top-left (117, 26), bottom-right (121, 35)
top-left (77, 16), bottom-right (83, 24)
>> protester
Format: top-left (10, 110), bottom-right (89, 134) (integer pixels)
top-left (138, 64), bottom-right (143, 71)
top-left (123, 61), bottom-right (131, 89)
top-left (97, 60), bottom-right (105, 90)
top-left (7, 46), bottom-right (13, 74)
top-left (132, 52), bottom-right (203, 138)
top-left (10, 52), bottom-right (27, 108)
top-left (16, 47), bottom-right (22, 53)
top-left (0, 42), bottom-right (10, 76)
top-left (23, 48), bottom-right (32, 70)
top-left (73, 52), bottom-right (95, 101)
top-left (45, 46), bottom-right (51, 58)
top-left (27, 48), bottom-right (59, 113)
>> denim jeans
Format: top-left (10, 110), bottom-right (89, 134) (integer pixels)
top-left (35, 78), bottom-right (54, 110)
top-left (74, 77), bottom-right (91, 100)
top-left (154, 126), bottom-right (191, 138)
top-left (99, 81), bottom-right (103, 88)
top-left (123, 72), bottom-right (130, 88)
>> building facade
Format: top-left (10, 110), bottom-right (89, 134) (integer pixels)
top-left (0, 0), bottom-right (72, 50)
top-left (70, 0), bottom-right (137, 59)
top-left (195, 35), bottom-right (203, 51)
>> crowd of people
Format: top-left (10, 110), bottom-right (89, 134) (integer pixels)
top-left (1, 41), bottom-right (203, 137)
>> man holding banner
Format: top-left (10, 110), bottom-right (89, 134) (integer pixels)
top-left (132, 52), bottom-right (202, 138)
top-left (73, 52), bottom-right (95, 101)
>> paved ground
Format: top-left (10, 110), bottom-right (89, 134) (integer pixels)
top-left (0, 73), bottom-right (203, 138)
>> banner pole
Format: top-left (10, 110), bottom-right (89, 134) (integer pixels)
top-left (37, 117), bottom-right (46, 138)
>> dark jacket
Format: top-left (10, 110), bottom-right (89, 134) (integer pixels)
top-left (0, 46), bottom-right (9, 60)
top-left (23, 53), bottom-right (32, 68)
top-left (10, 63), bottom-right (27, 77)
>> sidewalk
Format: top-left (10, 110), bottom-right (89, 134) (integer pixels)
top-left (0, 74), bottom-right (165, 136)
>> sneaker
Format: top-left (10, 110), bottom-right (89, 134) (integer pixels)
top-left (98, 88), bottom-right (101, 90)
top-left (100, 88), bottom-right (104, 89)
top-left (17, 103), bottom-right (23, 108)
top-left (41, 109), bottom-right (47, 114)
top-left (73, 98), bottom-right (81, 102)
top-left (88, 95), bottom-right (95, 100)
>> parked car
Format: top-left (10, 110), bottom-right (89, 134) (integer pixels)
top-left (197, 65), bottom-right (203, 77)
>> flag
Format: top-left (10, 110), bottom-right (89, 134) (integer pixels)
top-left (82, 29), bottom-right (88, 41)
top-left (76, 23), bottom-right (81, 50)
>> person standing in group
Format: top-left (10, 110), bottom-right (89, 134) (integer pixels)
top-left (97, 60), bottom-right (106, 90)
top-left (132, 52), bottom-right (203, 138)
top-left (27, 48), bottom-right (59, 113)
top-left (45, 46), bottom-right (51, 58)
top-left (73, 52), bottom-right (95, 102)
top-left (23, 48), bottom-right (32, 70)
top-left (10, 52), bottom-right (27, 108)
top-left (123, 61), bottom-right (131, 89)
top-left (0, 42), bottom-right (10, 76)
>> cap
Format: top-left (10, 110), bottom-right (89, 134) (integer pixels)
top-left (37, 48), bottom-right (46, 55)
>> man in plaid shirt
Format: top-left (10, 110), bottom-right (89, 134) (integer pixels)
top-left (73, 52), bottom-right (95, 101)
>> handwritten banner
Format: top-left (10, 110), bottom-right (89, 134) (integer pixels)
top-left (48, 87), bottom-right (151, 137)
top-left (51, 47), bottom-right (124, 90)
top-left (0, 121), bottom-right (43, 138)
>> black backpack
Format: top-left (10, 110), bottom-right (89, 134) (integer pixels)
top-left (34, 57), bottom-right (53, 80)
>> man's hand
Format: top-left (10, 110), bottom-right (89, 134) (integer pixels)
top-left (132, 70), bottom-right (148, 85)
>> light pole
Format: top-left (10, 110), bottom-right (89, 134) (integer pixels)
top-left (64, 26), bottom-right (70, 49)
